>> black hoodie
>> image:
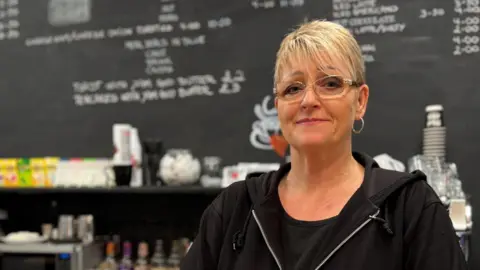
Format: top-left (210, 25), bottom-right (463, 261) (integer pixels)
top-left (181, 152), bottom-right (468, 270)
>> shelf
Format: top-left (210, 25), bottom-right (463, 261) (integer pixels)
top-left (0, 186), bottom-right (223, 195)
top-left (0, 242), bottom-right (77, 254)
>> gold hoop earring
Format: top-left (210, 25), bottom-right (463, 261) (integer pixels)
top-left (352, 118), bottom-right (364, 134)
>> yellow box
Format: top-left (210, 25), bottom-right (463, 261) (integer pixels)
top-left (30, 158), bottom-right (47, 187)
top-left (0, 159), bottom-right (6, 187)
top-left (44, 157), bottom-right (60, 187)
top-left (3, 159), bottom-right (19, 187)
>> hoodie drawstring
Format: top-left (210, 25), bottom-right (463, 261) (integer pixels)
top-left (369, 204), bottom-right (394, 235)
top-left (233, 206), bottom-right (253, 251)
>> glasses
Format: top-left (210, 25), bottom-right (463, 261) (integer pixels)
top-left (274, 75), bottom-right (362, 103)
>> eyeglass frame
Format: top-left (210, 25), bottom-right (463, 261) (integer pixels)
top-left (273, 75), bottom-right (363, 102)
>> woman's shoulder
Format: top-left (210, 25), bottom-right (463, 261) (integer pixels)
top-left (403, 175), bottom-right (443, 206)
top-left (380, 168), bottom-right (442, 208)
top-left (381, 168), bottom-right (446, 227)
top-left (209, 171), bottom-right (277, 218)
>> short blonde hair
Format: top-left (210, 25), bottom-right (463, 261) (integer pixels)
top-left (274, 20), bottom-right (365, 86)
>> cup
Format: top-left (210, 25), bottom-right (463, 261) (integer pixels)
top-left (113, 165), bottom-right (132, 186)
top-left (41, 223), bottom-right (53, 239)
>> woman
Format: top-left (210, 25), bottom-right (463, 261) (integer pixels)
top-left (181, 20), bottom-right (468, 270)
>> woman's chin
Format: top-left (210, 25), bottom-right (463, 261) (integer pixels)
top-left (292, 135), bottom-right (332, 149)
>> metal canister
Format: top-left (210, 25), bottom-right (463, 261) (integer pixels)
top-left (76, 215), bottom-right (94, 243)
top-left (58, 215), bottom-right (75, 240)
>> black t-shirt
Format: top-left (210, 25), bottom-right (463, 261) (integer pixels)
top-left (281, 209), bottom-right (336, 270)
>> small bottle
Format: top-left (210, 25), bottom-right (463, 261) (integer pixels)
top-left (112, 234), bottom-right (121, 260)
top-left (167, 240), bottom-right (181, 270)
top-left (97, 241), bottom-right (117, 270)
top-left (119, 241), bottom-right (134, 270)
top-left (150, 239), bottom-right (168, 270)
top-left (134, 242), bottom-right (150, 270)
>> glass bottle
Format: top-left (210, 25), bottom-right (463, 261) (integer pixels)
top-left (97, 241), bottom-right (117, 270)
top-left (167, 240), bottom-right (181, 270)
top-left (134, 241), bottom-right (150, 270)
top-left (119, 241), bottom-right (133, 270)
top-left (150, 239), bottom-right (168, 270)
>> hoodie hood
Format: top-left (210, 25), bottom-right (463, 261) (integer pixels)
top-left (245, 151), bottom-right (426, 208)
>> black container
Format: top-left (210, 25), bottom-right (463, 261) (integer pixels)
top-left (113, 165), bottom-right (132, 186)
top-left (143, 139), bottom-right (165, 186)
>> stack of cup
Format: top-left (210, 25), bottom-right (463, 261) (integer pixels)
top-left (423, 104), bottom-right (446, 159)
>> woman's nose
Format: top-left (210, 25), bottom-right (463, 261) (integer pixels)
top-left (300, 86), bottom-right (320, 108)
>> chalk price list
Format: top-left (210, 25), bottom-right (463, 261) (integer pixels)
top-left (453, 0), bottom-right (480, 56)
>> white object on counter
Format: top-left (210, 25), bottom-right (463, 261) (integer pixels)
top-left (112, 123), bottom-right (132, 166)
top-left (129, 127), bottom-right (143, 187)
top-left (53, 159), bottom-right (115, 187)
top-left (159, 149), bottom-right (201, 185)
top-left (373, 153), bottom-right (405, 172)
top-left (221, 163), bottom-right (280, 188)
top-left (1, 231), bottom-right (47, 244)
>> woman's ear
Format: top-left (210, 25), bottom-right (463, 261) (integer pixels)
top-left (274, 96), bottom-right (279, 109)
top-left (355, 84), bottom-right (369, 120)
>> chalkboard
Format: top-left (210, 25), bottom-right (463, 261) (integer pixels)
top-left (0, 1), bottom-right (479, 170)
top-left (0, 0), bottom-right (479, 266)
top-left (0, 0), bottom-right (477, 165)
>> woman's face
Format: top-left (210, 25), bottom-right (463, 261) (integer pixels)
top-left (275, 55), bottom-right (369, 150)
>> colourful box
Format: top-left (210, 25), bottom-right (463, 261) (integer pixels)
top-left (30, 158), bottom-right (47, 187)
top-left (17, 158), bottom-right (32, 187)
top-left (2, 159), bottom-right (19, 187)
top-left (44, 157), bottom-right (60, 187)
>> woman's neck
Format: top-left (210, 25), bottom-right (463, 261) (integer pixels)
top-left (285, 142), bottom-right (362, 194)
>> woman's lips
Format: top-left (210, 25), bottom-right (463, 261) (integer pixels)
top-left (296, 118), bottom-right (328, 125)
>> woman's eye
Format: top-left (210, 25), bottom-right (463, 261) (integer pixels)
top-left (284, 84), bottom-right (303, 95)
top-left (320, 77), bottom-right (343, 89)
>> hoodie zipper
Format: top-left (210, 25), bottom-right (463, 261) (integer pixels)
top-left (252, 210), bottom-right (283, 270)
top-left (313, 209), bottom-right (381, 270)
top-left (252, 209), bottom-right (381, 270)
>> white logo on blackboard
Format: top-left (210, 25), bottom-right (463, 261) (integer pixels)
top-left (250, 95), bottom-right (280, 150)
top-left (48, 0), bottom-right (91, 27)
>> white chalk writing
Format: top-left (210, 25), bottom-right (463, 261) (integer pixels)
top-left (25, 30), bottom-right (106, 46)
top-left (207, 17), bottom-right (232, 29)
top-left (72, 70), bottom-right (246, 106)
top-left (353, 23), bottom-right (406, 34)
top-left (332, 0), bottom-right (405, 63)
top-left (251, 0), bottom-right (304, 9)
top-left (74, 93), bottom-right (119, 106)
top-left (72, 80), bottom-right (103, 93)
top-left (158, 1), bottom-right (179, 24)
top-left (453, 0), bottom-right (480, 56)
top-left (419, 8), bottom-right (445, 19)
top-left (136, 23), bottom-right (174, 35)
top-left (179, 21), bottom-right (201, 31)
top-left (23, 0), bottom-right (247, 105)
top-left (0, 0), bottom-right (19, 41)
top-left (219, 70), bottom-right (246, 95)
top-left (360, 43), bottom-right (376, 63)
top-left (107, 27), bottom-right (134, 38)
top-left (105, 80), bottom-right (129, 91)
